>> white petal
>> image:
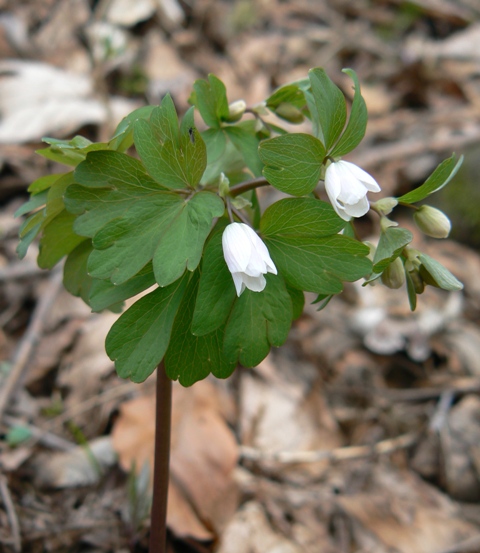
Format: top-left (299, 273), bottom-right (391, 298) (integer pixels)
top-left (231, 272), bottom-right (246, 296)
top-left (222, 223), bottom-right (251, 273)
top-left (342, 161), bottom-right (381, 192)
top-left (330, 197), bottom-right (351, 221)
top-left (242, 273), bottom-right (267, 293)
top-left (343, 194), bottom-right (370, 218)
top-left (325, 163), bottom-right (342, 202)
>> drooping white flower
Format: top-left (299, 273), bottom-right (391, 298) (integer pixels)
top-left (325, 160), bottom-right (381, 221)
top-left (222, 222), bottom-right (277, 296)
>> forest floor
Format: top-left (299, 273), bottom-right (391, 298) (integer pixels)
top-left (1, 1), bottom-right (480, 552)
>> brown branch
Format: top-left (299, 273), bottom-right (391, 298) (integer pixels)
top-left (229, 177), bottom-right (269, 197)
top-left (0, 474), bottom-right (21, 552)
top-left (239, 431), bottom-right (419, 464)
top-left (0, 267), bottom-right (64, 422)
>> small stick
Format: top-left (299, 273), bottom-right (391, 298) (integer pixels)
top-left (0, 267), bottom-right (63, 422)
top-left (148, 363), bottom-right (172, 553)
top-left (0, 474), bottom-right (21, 552)
top-left (239, 431), bottom-right (418, 464)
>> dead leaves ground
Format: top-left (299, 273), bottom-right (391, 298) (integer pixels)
top-left (1, 1), bottom-right (480, 552)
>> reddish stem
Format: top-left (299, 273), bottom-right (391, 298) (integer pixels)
top-left (148, 364), bottom-right (172, 553)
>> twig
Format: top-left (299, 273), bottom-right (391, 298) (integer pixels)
top-left (0, 261), bottom-right (43, 282)
top-left (3, 415), bottom-right (75, 451)
top-left (0, 267), bottom-right (64, 422)
top-left (0, 474), bottom-right (21, 552)
top-left (44, 381), bottom-right (137, 430)
top-left (239, 431), bottom-right (419, 464)
top-left (432, 533), bottom-right (480, 553)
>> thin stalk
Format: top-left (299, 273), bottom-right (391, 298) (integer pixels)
top-left (229, 177), bottom-right (269, 197)
top-left (148, 363), bottom-right (172, 553)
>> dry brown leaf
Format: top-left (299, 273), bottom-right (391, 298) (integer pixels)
top-left (32, 436), bottom-right (117, 488)
top-left (217, 501), bottom-right (303, 553)
top-left (111, 378), bottom-right (239, 540)
top-left (240, 354), bottom-right (343, 480)
top-left (338, 466), bottom-right (478, 553)
top-left (441, 394), bottom-right (480, 501)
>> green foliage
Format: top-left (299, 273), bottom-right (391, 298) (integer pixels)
top-left (372, 226), bottom-right (413, 273)
top-left (397, 154), bottom-right (463, 204)
top-left (259, 134), bottom-right (325, 195)
top-left (15, 67), bottom-right (463, 386)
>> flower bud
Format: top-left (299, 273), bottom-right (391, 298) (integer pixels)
top-left (371, 197), bottom-right (398, 216)
top-left (274, 103), bottom-right (304, 124)
top-left (222, 223), bottom-right (277, 296)
top-left (413, 205), bottom-right (451, 239)
top-left (381, 257), bottom-right (405, 289)
top-left (225, 100), bottom-right (246, 122)
top-left (325, 160), bottom-right (381, 221)
top-left (407, 268), bottom-right (425, 294)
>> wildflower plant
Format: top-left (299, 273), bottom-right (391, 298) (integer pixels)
top-left (17, 67), bottom-right (463, 387)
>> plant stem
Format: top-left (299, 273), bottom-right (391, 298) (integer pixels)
top-left (229, 177), bottom-right (269, 197)
top-left (149, 363), bottom-right (172, 553)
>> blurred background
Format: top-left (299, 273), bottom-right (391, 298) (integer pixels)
top-left (1, 1), bottom-right (480, 552)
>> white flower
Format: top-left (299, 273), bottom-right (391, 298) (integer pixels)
top-left (222, 222), bottom-right (277, 296)
top-left (325, 160), bottom-right (381, 221)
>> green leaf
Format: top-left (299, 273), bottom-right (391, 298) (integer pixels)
top-left (109, 105), bottom-right (156, 152)
top-left (106, 273), bottom-right (189, 382)
top-left (165, 271), bottom-right (236, 386)
top-left (14, 190), bottom-right (48, 218)
top-left (36, 137), bottom-right (108, 166)
top-left (28, 173), bottom-right (63, 194)
top-left (260, 197), bottom-right (345, 237)
top-left (133, 116), bottom-right (206, 190)
top-left (372, 227), bottom-right (413, 273)
top-left (259, 134), bottom-right (326, 195)
top-left (63, 240), bottom-right (94, 304)
top-left (266, 83), bottom-right (307, 110)
top-left (149, 94), bottom-right (180, 145)
top-left (150, 191), bottom-right (225, 286)
top-left (192, 74), bottom-right (229, 128)
top-left (89, 263), bottom-right (157, 312)
top-left (418, 253), bottom-right (463, 291)
top-left (265, 235), bottom-right (371, 294)
top-left (223, 273), bottom-right (292, 367)
top-left (192, 219), bottom-right (236, 336)
top-left (260, 197), bottom-right (368, 293)
top-left (16, 216), bottom-right (42, 259)
top-left (38, 210), bottom-right (86, 269)
top-left (287, 286), bottom-right (305, 320)
top-left (330, 68), bottom-right (368, 157)
top-left (308, 68), bottom-right (347, 150)
top-left (68, 150), bottom-right (224, 285)
top-left (202, 128), bottom-right (227, 165)
top-left (225, 124), bottom-right (263, 176)
top-left (397, 154), bottom-right (463, 204)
